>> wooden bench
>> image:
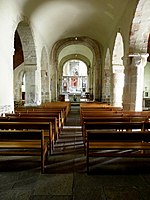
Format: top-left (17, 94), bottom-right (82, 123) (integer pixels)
top-left (83, 121), bottom-right (144, 135)
top-left (81, 116), bottom-right (148, 133)
top-left (83, 121), bottom-right (145, 153)
top-left (13, 110), bottom-right (63, 130)
top-left (41, 101), bottom-right (71, 116)
top-left (86, 130), bottom-right (150, 173)
top-left (0, 116), bottom-right (58, 149)
top-left (15, 108), bottom-right (66, 127)
top-left (80, 110), bottom-right (150, 119)
top-left (0, 121), bottom-right (52, 154)
top-left (6, 111), bottom-right (62, 134)
top-left (80, 111), bottom-right (123, 124)
top-left (81, 116), bottom-right (130, 129)
top-left (80, 110), bottom-right (150, 129)
top-left (16, 101), bottom-right (71, 124)
top-left (0, 129), bottom-right (48, 173)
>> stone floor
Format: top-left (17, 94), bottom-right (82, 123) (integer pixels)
top-left (0, 105), bottom-right (150, 199)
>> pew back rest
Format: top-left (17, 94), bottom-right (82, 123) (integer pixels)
top-left (84, 121), bottom-right (144, 133)
top-left (0, 129), bottom-right (43, 142)
top-left (87, 130), bottom-right (150, 143)
top-left (0, 129), bottom-right (48, 173)
top-left (86, 130), bottom-right (150, 173)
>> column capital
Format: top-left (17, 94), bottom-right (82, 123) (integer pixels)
top-left (128, 53), bottom-right (149, 67)
top-left (122, 56), bottom-right (131, 66)
top-left (24, 64), bottom-right (37, 72)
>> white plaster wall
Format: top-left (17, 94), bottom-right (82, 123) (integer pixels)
top-left (0, 1), bottom-right (21, 114)
top-left (0, 1), bottom-right (49, 113)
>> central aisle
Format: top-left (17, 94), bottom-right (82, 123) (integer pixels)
top-left (46, 104), bottom-right (86, 173)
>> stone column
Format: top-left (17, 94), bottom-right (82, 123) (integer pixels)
top-left (41, 70), bottom-right (50, 103)
top-left (123, 53), bottom-right (148, 111)
top-left (24, 65), bottom-right (36, 106)
top-left (94, 66), bottom-right (101, 101)
top-left (112, 65), bottom-right (124, 107)
top-left (130, 53), bottom-right (148, 111)
top-left (122, 56), bottom-right (132, 110)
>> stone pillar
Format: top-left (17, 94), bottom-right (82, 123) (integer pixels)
top-left (102, 68), bottom-right (111, 104)
top-left (130, 53), bottom-right (148, 111)
top-left (24, 65), bottom-right (36, 106)
top-left (94, 66), bottom-right (101, 101)
top-left (122, 56), bottom-right (132, 110)
top-left (112, 65), bottom-right (124, 107)
top-left (123, 53), bottom-right (148, 111)
top-left (41, 70), bottom-right (49, 103)
top-left (50, 72), bottom-right (57, 101)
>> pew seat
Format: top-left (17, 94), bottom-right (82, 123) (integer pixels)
top-left (0, 121), bottom-right (52, 154)
top-left (86, 130), bottom-right (150, 173)
top-left (0, 130), bottom-right (48, 173)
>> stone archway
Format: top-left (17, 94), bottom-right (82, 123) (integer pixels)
top-left (112, 32), bottom-right (124, 107)
top-left (129, 0), bottom-right (150, 54)
top-left (58, 54), bottom-right (91, 99)
top-left (13, 21), bottom-right (37, 106)
top-left (123, 0), bottom-right (150, 111)
top-left (50, 36), bottom-right (102, 101)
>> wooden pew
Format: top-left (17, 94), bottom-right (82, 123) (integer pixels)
top-left (80, 110), bottom-right (150, 119)
top-left (0, 129), bottom-right (48, 173)
top-left (0, 121), bottom-right (52, 154)
top-left (80, 111), bottom-right (123, 124)
top-left (6, 112), bottom-right (62, 135)
top-left (0, 116), bottom-right (58, 149)
top-left (15, 108), bottom-right (66, 127)
top-left (84, 121), bottom-right (144, 134)
top-left (80, 110), bottom-right (150, 127)
top-left (81, 116), bottom-right (148, 133)
top-left (19, 101), bottom-right (71, 120)
top-left (86, 130), bottom-right (150, 173)
top-left (14, 110), bottom-right (63, 130)
top-left (42, 101), bottom-right (71, 116)
top-left (81, 116), bottom-right (130, 130)
top-left (83, 121), bottom-right (144, 154)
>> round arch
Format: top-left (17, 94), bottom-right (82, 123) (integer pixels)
top-left (112, 32), bottom-right (124, 107)
top-left (58, 54), bottom-right (91, 101)
top-left (13, 20), bottom-right (37, 106)
top-left (129, 0), bottom-right (150, 53)
top-left (59, 54), bottom-right (91, 75)
top-left (50, 36), bottom-right (102, 101)
top-left (59, 58), bottom-right (89, 101)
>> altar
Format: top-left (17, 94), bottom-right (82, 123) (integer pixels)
top-left (68, 93), bottom-right (81, 102)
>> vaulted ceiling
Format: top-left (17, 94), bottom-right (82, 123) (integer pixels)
top-left (15, 0), bottom-right (138, 50)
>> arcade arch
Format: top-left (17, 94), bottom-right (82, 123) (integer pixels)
top-left (60, 59), bottom-right (88, 101)
top-left (112, 32), bottom-right (124, 108)
top-left (50, 36), bottom-right (102, 101)
top-left (123, 0), bottom-right (150, 111)
top-left (13, 21), bottom-right (37, 106)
